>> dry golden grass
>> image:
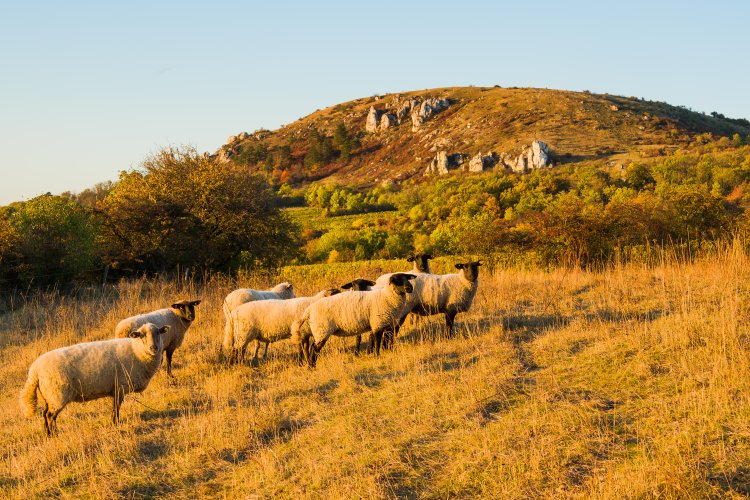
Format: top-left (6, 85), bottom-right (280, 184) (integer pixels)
top-left (3, 247), bottom-right (750, 497)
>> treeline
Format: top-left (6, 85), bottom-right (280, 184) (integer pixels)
top-left (0, 147), bottom-right (298, 289)
top-left (300, 139), bottom-right (750, 267)
top-left (231, 123), bottom-right (361, 185)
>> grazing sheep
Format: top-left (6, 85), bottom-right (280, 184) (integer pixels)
top-left (401, 261), bottom-right (482, 338)
top-left (225, 288), bottom-right (340, 365)
top-left (374, 254), bottom-right (433, 289)
top-left (338, 279), bottom-right (380, 354)
top-left (115, 299), bottom-right (201, 377)
top-left (292, 273), bottom-right (416, 367)
top-left (20, 323), bottom-right (169, 436)
top-left (222, 282), bottom-right (295, 360)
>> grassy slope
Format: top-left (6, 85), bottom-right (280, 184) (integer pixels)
top-left (226, 86), bottom-right (750, 188)
top-left (2, 250), bottom-right (750, 497)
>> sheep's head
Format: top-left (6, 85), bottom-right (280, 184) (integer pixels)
top-left (340, 278), bottom-right (376, 291)
top-left (272, 282), bottom-right (295, 299)
top-left (389, 273), bottom-right (416, 295)
top-left (171, 299), bottom-right (201, 322)
top-left (455, 261), bottom-right (482, 282)
top-left (321, 288), bottom-right (341, 297)
top-left (129, 323), bottom-right (169, 356)
top-left (407, 253), bottom-right (433, 273)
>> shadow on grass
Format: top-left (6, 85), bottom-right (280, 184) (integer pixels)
top-left (708, 468), bottom-right (750, 495)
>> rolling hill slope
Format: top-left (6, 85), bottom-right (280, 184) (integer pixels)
top-left (218, 86), bottom-right (750, 188)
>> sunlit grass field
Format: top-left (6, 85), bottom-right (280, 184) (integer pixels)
top-left (2, 247), bottom-right (750, 497)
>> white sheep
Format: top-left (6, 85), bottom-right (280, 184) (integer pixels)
top-left (222, 282), bottom-right (294, 360)
top-left (292, 273), bottom-right (416, 367)
top-left (114, 299), bottom-right (201, 377)
top-left (394, 260), bottom-right (482, 338)
top-left (224, 288), bottom-right (340, 365)
top-left (20, 323), bottom-right (169, 436)
top-left (338, 279), bottom-right (379, 354)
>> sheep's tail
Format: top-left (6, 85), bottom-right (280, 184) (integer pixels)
top-left (290, 313), bottom-right (310, 344)
top-left (20, 364), bottom-right (39, 418)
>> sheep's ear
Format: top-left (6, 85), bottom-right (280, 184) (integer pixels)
top-left (406, 255), bottom-right (415, 262)
top-left (424, 254), bottom-right (433, 260)
top-left (365, 279), bottom-right (376, 286)
top-left (340, 282), bottom-right (353, 290)
top-left (403, 273), bottom-right (417, 281)
top-left (455, 263), bottom-right (465, 269)
top-left (327, 289), bottom-right (341, 296)
top-left (129, 331), bottom-right (144, 339)
top-left (475, 261), bottom-right (483, 266)
top-left (170, 302), bottom-right (183, 309)
top-left (190, 300), bottom-right (202, 306)
top-left (158, 325), bottom-right (171, 335)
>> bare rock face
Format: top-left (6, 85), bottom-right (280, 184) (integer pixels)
top-left (238, 131), bottom-right (250, 140)
top-left (380, 113), bottom-right (397, 130)
top-left (468, 152), bottom-right (497, 172)
top-left (411, 97), bottom-right (452, 130)
top-left (510, 141), bottom-right (550, 172)
top-left (366, 106), bottom-right (382, 132)
top-left (226, 135), bottom-right (237, 145)
top-left (217, 148), bottom-right (234, 163)
top-left (396, 99), bottom-right (418, 122)
top-left (425, 151), bottom-right (467, 175)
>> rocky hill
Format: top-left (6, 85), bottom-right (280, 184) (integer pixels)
top-left (217, 86), bottom-right (750, 187)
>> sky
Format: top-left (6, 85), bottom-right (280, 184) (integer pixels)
top-left (0, 0), bottom-right (748, 205)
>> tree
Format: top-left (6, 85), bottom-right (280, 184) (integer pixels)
top-left (97, 146), bottom-right (299, 273)
top-left (0, 194), bottom-right (97, 287)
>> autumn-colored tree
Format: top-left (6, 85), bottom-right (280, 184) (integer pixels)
top-left (97, 146), bottom-right (299, 273)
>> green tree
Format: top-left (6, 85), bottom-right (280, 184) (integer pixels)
top-left (97, 146), bottom-right (299, 273)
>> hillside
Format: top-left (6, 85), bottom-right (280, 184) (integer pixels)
top-left (218, 86), bottom-right (750, 188)
top-left (3, 250), bottom-right (750, 496)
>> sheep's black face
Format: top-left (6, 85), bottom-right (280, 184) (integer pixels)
top-left (171, 299), bottom-right (201, 322)
top-left (407, 253), bottom-right (433, 273)
top-left (389, 273), bottom-right (416, 295)
top-left (455, 261), bottom-right (481, 282)
top-left (340, 278), bottom-right (376, 291)
top-left (323, 288), bottom-right (341, 297)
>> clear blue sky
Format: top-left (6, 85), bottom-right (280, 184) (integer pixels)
top-left (1, 1), bottom-right (748, 205)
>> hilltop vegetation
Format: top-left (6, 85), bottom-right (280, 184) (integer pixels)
top-left (2, 87), bottom-right (750, 292)
top-left (220, 86), bottom-right (750, 188)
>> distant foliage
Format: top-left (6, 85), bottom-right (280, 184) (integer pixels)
top-left (0, 195), bottom-right (97, 287)
top-left (97, 146), bottom-right (300, 273)
top-left (299, 141), bottom-right (750, 267)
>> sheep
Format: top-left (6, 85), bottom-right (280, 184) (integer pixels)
top-left (372, 254), bottom-right (434, 348)
top-left (224, 288), bottom-right (340, 365)
top-left (20, 323), bottom-right (169, 436)
top-left (292, 273), bottom-right (416, 367)
top-left (338, 279), bottom-right (379, 354)
top-left (114, 299), bottom-right (201, 377)
top-left (394, 260), bottom-right (482, 339)
top-left (222, 282), bottom-right (295, 360)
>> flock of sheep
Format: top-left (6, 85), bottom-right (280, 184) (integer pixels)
top-left (19, 254), bottom-right (481, 436)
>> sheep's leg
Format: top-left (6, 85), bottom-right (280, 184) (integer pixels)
top-left (112, 389), bottom-right (123, 424)
top-left (373, 330), bottom-right (384, 356)
top-left (165, 349), bottom-right (175, 377)
top-left (251, 341), bottom-right (261, 366)
top-left (445, 311), bottom-right (457, 338)
top-left (355, 335), bottom-right (362, 355)
top-left (309, 336), bottom-right (328, 368)
top-left (297, 337), bottom-right (307, 366)
top-left (262, 340), bottom-right (270, 360)
top-left (366, 333), bottom-right (374, 354)
top-left (43, 402), bottom-right (51, 437)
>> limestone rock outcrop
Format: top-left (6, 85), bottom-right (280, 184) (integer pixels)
top-left (366, 106), bottom-right (382, 132)
top-left (380, 113), bottom-right (397, 130)
top-left (468, 152), bottom-right (497, 172)
top-left (411, 98), bottom-right (451, 131)
top-left (425, 151), bottom-right (467, 175)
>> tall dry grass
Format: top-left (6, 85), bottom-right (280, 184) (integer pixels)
top-left (2, 246), bottom-right (750, 497)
